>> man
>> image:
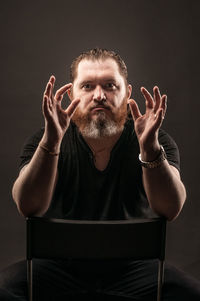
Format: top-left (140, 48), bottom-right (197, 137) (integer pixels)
top-left (0, 48), bottom-right (200, 300)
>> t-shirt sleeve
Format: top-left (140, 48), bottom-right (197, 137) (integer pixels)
top-left (19, 128), bottom-right (44, 170)
top-left (158, 129), bottom-right (180, 172)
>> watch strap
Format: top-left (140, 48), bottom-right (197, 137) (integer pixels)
top-left (139, 145), bottom-right (167, 168)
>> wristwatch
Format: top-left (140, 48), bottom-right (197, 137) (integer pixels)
top-left (139, 145), bottom-right (167, 168)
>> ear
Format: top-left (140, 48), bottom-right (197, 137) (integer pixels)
top-left (127, 84), bottom-right (132, 99)
top-left (67, 86), bottom-right (73, 101)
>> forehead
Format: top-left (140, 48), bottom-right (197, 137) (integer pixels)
top-left (75, 58), bottom-right (123, 83)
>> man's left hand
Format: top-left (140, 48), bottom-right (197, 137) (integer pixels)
top-left (128, 86), bottom-right (167, 160)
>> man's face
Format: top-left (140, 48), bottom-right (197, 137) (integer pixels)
top-left (69, 58), bottom-right (132, 138)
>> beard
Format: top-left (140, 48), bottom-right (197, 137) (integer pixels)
top-left (71, 98), bottom-right (128, 139)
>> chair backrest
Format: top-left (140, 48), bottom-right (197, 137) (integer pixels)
top-left (26, 217), bottom-right (166, 261)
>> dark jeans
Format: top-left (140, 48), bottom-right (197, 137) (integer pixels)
top-left (0, 259), bottom-right (200, 300)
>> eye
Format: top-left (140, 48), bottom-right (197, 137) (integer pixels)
top-left (104, 83), bottom-right (116, 90)
top-left (82, 83), bottom-right (93, 90)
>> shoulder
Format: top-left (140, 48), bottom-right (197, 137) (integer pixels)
top-left (22, 127), bottom-right (45, 149)
top-left (158, 128), bottom-right (179, 154)
top-left (19, 127), bottom-right (45, 170)
top-left (158, 129), bottom-right (180, 171)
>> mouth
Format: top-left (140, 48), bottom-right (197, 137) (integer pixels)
top-left (91, 105), bottom-right (111, 113)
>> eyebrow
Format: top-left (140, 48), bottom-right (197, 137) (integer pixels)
top-left (79, 78), bottom-right (118, 86)
top-left (79, 80), bottom-right (93, 86)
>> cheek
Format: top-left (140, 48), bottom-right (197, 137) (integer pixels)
top-left (78, 94), bottom-right (92, 111)
top-left (111, 93), bottom-right (126, 107)
top-left (72, 89), bottom-right (91, 106)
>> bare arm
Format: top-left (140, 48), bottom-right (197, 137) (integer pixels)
top-left (12, 76), bottom-right (80, 217)
top-left (141, 161), bottom-right (186, 221)
top-left (12, 144), bottom-right (59, 217)
top-left (128, 86), bottom-right (186, 221)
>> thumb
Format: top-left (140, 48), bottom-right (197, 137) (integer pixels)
top-left (65, 98), bottom-right (80, 118)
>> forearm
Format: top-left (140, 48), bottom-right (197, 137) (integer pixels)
top-left (142, 160), bottom-right (186, 221)
top-left (129, 85), bottom-right (186, 220)
top-left (12, 136), bottom-right (61, 217)
top-left (12, 76), bottom-right (80, 217)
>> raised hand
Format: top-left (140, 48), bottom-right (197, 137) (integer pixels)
top-left (128, 86), bottom-right (167, 156)
top-left (42, 75), bottom-right (80, 148)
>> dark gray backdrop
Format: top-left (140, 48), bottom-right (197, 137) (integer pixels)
top-left (1, 0), bottom-right (200, 280)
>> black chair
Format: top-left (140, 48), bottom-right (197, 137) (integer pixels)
top-left (26, 217), bottom-right (166, 301)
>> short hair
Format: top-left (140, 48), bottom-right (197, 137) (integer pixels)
top-left (69, 47), bottom-right (128, 84)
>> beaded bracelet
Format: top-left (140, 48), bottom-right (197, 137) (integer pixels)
top-left (39, 144), bottom-right (60, 156)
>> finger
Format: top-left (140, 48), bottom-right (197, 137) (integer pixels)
top-left (128, 99), bottom-right (142, 121)
top-left (65, 98), bottom-right (80, 118)
top-left (153, 86), bottom-right (161, 113)
top-left (160, 95), bottom-right (167, 116)
top-left (153, 108), bottom-right (164, 131)
top-left (44, 82), bottom-right (51, 98)
top-left (49, 75), bottom-right (55, 85)
top-left (141, 87), bottom-right (154, 109)
top-left (49, 76), bottom-right (56, 100)
top-left (42, 95), bottom-right (52, 117)
top-left (44, 75), bottom-right (55, 99)
top-left (55, 83), bottom-right (73, 101)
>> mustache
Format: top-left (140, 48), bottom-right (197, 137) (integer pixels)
top-left (90, 103), bottom-right (111, 111)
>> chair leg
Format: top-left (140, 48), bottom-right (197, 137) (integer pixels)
top-left (157, 260), bottom-right (165, 301)
top-left (27, 259), bottom-right (33, 301)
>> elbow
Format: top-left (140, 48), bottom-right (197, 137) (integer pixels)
top-left (12, 182), bottom-right (24, 215)
top-left (15, 201), bottom-right (46, 218)
top-left (155, 205), bottom-right (183, 222)
top-left (169, 186), bottom-right (187, 221)
top-left (15, 202), bottom-right (43, 218)
top-left (166, 209), bottom-right (181, 222)
top-left (163, 194), bottom-right (186, 222)
top-left (150, 192), bottom-right (187, 222)
top-left (12, 182), bottom-right (27, 217)
top-left (12, 184), bottom-right (46, 218)
top-left (167, 201), bottom-right (186, 222)
top-left (168, 180), bottom-right (187, 221)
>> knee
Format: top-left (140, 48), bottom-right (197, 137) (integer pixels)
top-left (0, 261), bottom-right (26, 287)
top-left (0, 287), bottom-right (17, 300)
top-left (164, 264), bottom-right (200, 300)
top-left (0, 261), bottom-right (27, 300)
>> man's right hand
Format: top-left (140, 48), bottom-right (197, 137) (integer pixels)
top-left (12, 76), bottom-right (80, 216)
top-left (41, 75), bottom-right (80, 152)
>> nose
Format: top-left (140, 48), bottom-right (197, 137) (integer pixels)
top-left (93, 85), bottom-right (106, 101)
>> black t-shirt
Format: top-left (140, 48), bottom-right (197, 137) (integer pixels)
top-left (19, 120), bottom-right (180, 220)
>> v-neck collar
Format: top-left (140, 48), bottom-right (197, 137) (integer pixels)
top-left (76, 122), bottom-right (129, 173)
